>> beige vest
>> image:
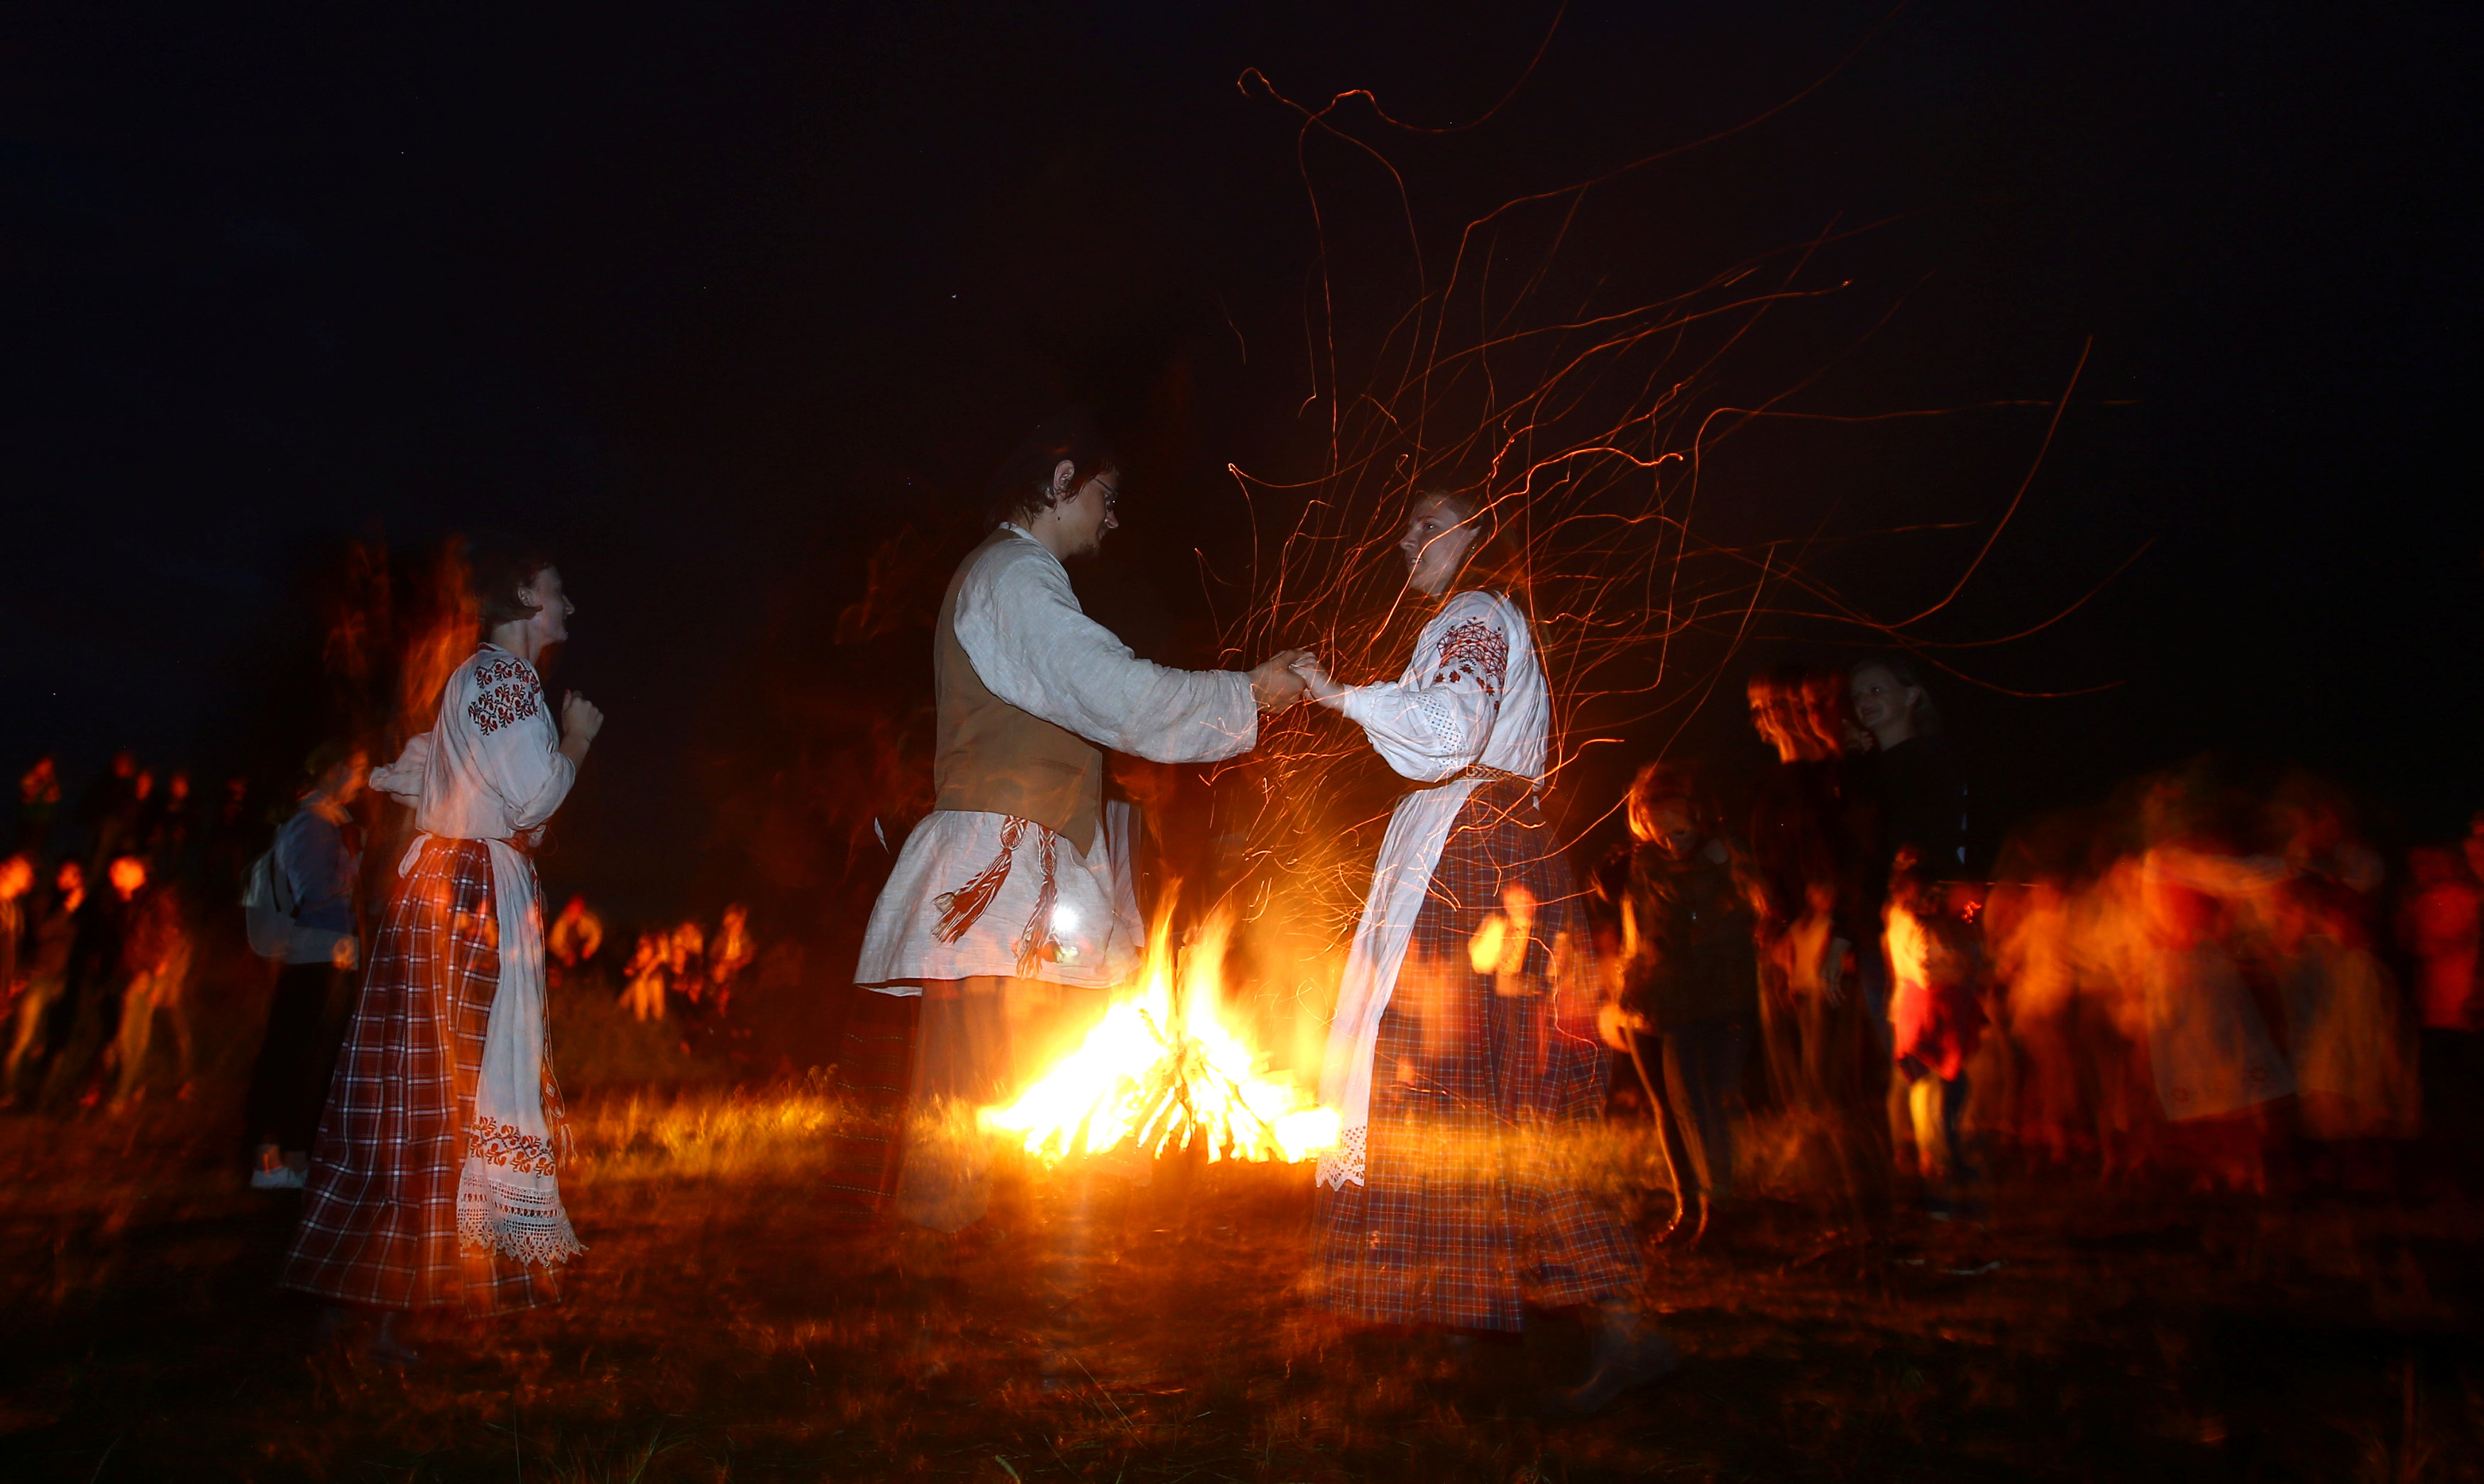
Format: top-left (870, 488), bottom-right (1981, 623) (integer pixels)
top-left (933, 527), bottom-right (1103, 854)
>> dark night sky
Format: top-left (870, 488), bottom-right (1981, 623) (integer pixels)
top-left (4, 1), bottom-right (2478, 918)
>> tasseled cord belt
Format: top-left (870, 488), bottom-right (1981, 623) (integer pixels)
top-left (930, 815), bottom-right (1060, 979)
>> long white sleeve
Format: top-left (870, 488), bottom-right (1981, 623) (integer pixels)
top-left (1337, 592), bottom-right (1514, 781)
top-left (459, 651), bottom-right (576, 829)
top-left (412, 647), bottom-right (578, 841)
top-left (952, 532), bottom-right (1258, 764)
top-left (369, 734), bottom-right (431, 804)
top-left (493, 725), bottom-right (576, 831)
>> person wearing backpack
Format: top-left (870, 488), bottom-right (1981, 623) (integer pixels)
top-left (240, 741), bottom-right (366, 1189)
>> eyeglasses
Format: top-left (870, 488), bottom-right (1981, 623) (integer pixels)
top-left (1093, 482), bottom-right (1121, 514)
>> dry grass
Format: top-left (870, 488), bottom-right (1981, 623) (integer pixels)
top-left (4, 1087), bottom-right (2483, 1482)
top-left (567, 1079), bottom-right (852, 1186)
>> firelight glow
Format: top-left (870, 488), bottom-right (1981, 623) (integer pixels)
top-left (980, 907), bottom-right (1340, 1165)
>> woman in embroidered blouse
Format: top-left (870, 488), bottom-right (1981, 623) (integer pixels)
top-left (281, 536), bottom-right (603, 1363)
top-left (1289, 490), bottom-right (1673, 1416)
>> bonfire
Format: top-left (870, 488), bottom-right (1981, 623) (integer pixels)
top-left (980, 909), bottom-right (1339, 1165)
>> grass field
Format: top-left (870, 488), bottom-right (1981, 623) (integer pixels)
top-left (5, 1077), bottom-right (2483, 1483)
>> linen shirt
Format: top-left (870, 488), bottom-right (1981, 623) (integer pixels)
top-left (371, 644), bottom-right (576, 846)
top-left (854, 526), bottom-right (1259, 991)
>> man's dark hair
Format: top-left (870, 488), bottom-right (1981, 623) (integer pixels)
top-left (466, 532), bottom-right (554, 628)
top-left (984, 408), bottom-right (1121, 528)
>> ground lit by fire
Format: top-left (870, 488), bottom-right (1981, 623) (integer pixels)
top-left (5, 1070), bottom-right (2482, 1481)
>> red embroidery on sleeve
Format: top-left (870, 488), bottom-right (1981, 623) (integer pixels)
top-left (1433, 617), bottom-right (1510, 698)
top-left (466, 656), bottom-right (543, 735)
top-left (473, 656), bottom-right (529, 690)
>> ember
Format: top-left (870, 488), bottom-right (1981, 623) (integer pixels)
top-left (982, 908), bottom-right (1339, 1165)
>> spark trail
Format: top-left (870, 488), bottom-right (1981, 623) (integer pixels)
top-left (1204, 19), bottom-right (2116, 1043)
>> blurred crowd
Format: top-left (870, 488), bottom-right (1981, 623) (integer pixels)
top-left (2, 751), bottom-right (257, 1111)
top-left (1590, 656), bottom-right (2483, 1239)
top-left (9, 656), bottom-right (2479, 1228)
top-left (604, 901), bottom-right (756, 1023)
top-left (0, 746), bottom-right (764, 1158)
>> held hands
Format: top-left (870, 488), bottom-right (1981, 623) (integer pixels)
top-left (1248, 650), bottom-right (1312, 711)
top-left (559, 691), bottom-right (605, 764)
top-left (330, 935), bottom-right (359, 971)
top-left (1288, 653), bottom-right (1346, 709)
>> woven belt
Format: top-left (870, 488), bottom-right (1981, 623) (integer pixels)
top-left (1455, 764), bottom-right (1534, 789)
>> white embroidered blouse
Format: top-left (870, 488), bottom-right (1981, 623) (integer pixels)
top-left (370, 644), bottom-right (576, 844)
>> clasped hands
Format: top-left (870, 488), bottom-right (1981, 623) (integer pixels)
top-left (1246, 649), bottom-right (1348, 712)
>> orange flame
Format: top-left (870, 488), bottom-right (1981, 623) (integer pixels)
top-left (395, 539), bottom-right (477, 742)
top-left (980, 905), bottom-right (1339, 1165)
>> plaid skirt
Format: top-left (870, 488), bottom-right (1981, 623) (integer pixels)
top-left (1314, 781), bottom-right (1643, 1331)
top-left (281, 837), bottom-right (559, 1314)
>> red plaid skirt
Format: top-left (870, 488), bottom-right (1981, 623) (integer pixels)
top-left (1314, 781), bottom-right (1644, 1331)
top-left (281, 837), bottom-right (559, 1314)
